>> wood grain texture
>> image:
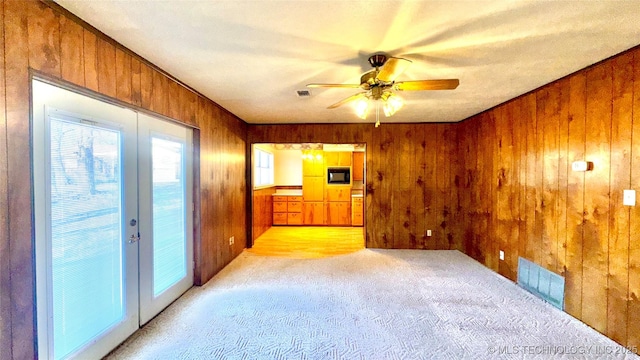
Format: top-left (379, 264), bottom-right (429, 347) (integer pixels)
top-left (453, 46), bottom-right (640, 350)
top-left (115, 48), bottom-right (132, 103)
top-left (565, 72), bottom-right (586, 319)
top-left (5, 1), bottom-right (35, 357)
top-left (82, 29), bottom-right (99, 91)
top-left (27, 1), bottom-right (60, 76)
top-left (582, 62), bottom-right (612, 334)
top-left (0, 1), bottom-right (11, 356)
top-left (2, 1), bottom-right (248, 355)
top-left (629, 50), bottom-right (640, 352)
top-left (59, 14), bottom-right (84, 86)
top-left (97, 38), bottom-right (116, 97)
top-left (252, 187), bottom-right (276, 240)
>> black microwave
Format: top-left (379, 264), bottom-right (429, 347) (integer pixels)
top-left (327, 167), bottom-right (351, 184)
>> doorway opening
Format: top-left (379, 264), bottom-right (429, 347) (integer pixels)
top-left (250, 143), bottom-right (366, 257)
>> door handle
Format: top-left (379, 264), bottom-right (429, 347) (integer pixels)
top-left (128, 233), bottom-right (140, 244)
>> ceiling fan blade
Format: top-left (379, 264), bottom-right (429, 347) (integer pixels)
top-left (307, 83), bottom-right (362, 88)
top-left (394, 79), bottom-right (460, 91)
top-left (376, 57), bottom-right (412, 83)
top-left (327, 92), bottom-right (367, 109)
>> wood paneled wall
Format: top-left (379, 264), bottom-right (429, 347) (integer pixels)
top-left (0, 1), bottom-right (247, 357)
top-left (457, 47), bottom-right (640, 350)
top-left (248, 124), bottom-right (461, 251)
top-left (252, 187), bottom-right (276, 241)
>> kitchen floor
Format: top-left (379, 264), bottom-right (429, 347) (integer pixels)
top-left (248, 226), bottom-right (365, 258)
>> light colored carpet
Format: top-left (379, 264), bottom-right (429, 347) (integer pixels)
top-left (106, 250), bottom-right (638, 359)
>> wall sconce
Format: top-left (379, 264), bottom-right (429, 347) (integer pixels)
top-left (571, 161), bottom-right (594, 172)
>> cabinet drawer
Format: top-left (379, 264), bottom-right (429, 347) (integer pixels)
top-left (288, 196), bottom-right (303, 202)
top-left (273, 201), bottom-right (287, 213)
top-left (288, 212), bottom-right (302, 225)
top-left (273, 212), bottom-right (287, 225)
top-left (273, 196), bottom-right (288, 202)
top-left (287, 201), bottom-right (302, 213)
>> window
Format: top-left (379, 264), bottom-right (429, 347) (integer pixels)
top-left (254, 147), bottom-right (274, 188)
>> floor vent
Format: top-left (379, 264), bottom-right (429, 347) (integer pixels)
top-left (296, 90), bottom-right (311, 97)
top-left (517, 257), bottom-right (565, 310)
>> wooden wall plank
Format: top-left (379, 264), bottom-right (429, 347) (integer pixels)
top-left (414, 125), bottom-right (427, 249)
top-left (565, 72), bottom-right (587, 319)
top-left (557, 79), bottom-right (570, 277)
top-left (151, 69), bottom-right (168, 116)
top-left (0, 0), bottom-right (11, 356)
top-left (83, 29), bottom-right (99, 92)
top-left (540, 84), bottom-right (561, 272)
top-left (365, 124), bottom-right (380, 247)
top-left (423, 125), bottom-right (437, 249)
top-left (131, 57), bottom-right (142, 106)
top-left (140, 62), bottom-right (152, 109)
top-left (168, 80), bottom-right (181, 121)
top-left (582, 62), bottom-right (612, 334)
top-left (393, 124), bottom-right (415, 248)
top-left (606, 53), bottom-right (633, 345)
top-left (378, 126), bottom-right (394, 248)
top-left (97, 38), bottom-right (116, 98)
top-left (435, 124), bottom-right (451, 249)
top-left (629, 49), bottom-right (640, 352)
top-left (115, 48), bottom-right (132, 103)
top-left (27, 1), bottom-right (60, 77)
top-left (5, 1), bottom-right (35, 357)
top-left (59, 14), bottom-right (84, 86)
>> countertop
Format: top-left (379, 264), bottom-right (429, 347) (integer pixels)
top-left (273, 190), bottom-right (303, 196)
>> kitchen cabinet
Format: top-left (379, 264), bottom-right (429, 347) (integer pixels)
top-left (273, 195), bottom-right (302, 225)
top-left (352, 197), bottom-right (363, 226)
top-left (352, 152), bottom-right (364, 181)
top-left (303, 176), bottom-right (324, 201)
top-left (302, 150), bottom-right (323, 177)
top-left (325, 202), bottom-right (351, 225)
top-left (303, 202), bottom-right (324, 225)
top-left (324, 151), bottom-right (352, 167)
top-left (326, 186), bottom-right (351, 202)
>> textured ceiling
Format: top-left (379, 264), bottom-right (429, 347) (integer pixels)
top-left (55, 0), bottom-right (640, 125)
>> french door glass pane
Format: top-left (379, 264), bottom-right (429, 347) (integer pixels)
top-left (152, 137), bottom-right (187, 296)
top-left (49, 118), bottom-right (123, 359)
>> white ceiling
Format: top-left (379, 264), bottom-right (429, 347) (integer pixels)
top-left (56, 0), bottom-right (640, 125)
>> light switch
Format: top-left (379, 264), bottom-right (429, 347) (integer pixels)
top-left (623, 190), bottom-right (636, 206)
top-left (499, 250), bottom-right (505, 261)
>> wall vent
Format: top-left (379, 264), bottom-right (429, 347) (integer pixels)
top-left (517, 257), bottom-right (565, 310)
top-left (296, 90), bottom-right (311, 97)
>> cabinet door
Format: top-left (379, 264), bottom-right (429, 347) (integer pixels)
top-left (338, 151), bottom-right (352, 166)
top-left (303, 202), bottom-right (323, 225)
top-left (326, 186), bottom-right (350, 202)
top-left (352, 152), bottom-right (364, 181)
top-left (352, 198), bottom-right (363, 226)
top-left (324, 152), bottom-right (339, 167)
top-left (326, 202), bottom-right (352, 225)
top-left (303, 176), bottom-right (324, 201)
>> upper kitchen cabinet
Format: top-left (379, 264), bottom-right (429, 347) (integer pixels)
top-left (324, 151), bottom-right (352, 167)
top-left (352, 152), bottom-right (364, 181)
top-left (302, 150), bottom-right (324, 177)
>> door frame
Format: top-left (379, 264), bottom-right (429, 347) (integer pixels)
top-left (30, 74), bottom-right (201, 359)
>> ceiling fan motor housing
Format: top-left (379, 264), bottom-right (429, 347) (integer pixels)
top-left (368, 54), bottom-right (387, 68)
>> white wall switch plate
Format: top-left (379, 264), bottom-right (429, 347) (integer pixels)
top-left (499, 250), bottom-right (505, 261)
top-left (623, 190), bottom-right (636, 206)
top-left (427, 230), bottom-right (432, 237)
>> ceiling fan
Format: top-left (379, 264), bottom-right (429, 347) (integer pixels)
top-left (307, 53), bottom-right (459, 126)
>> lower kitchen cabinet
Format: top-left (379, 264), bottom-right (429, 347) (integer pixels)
top-left (303, 202), bottom-right (324, 225)
top-left (326, 202), bottom-right (351, 225)
top-left (352, 197), bottom-right (363, 226)
top-left (273, 195), bottom-right (302, 225)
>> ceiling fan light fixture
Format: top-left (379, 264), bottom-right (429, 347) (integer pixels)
top-left (383, 93), bottom-right (403, 117)
top-left (354, 97), bottom-right (370, 119)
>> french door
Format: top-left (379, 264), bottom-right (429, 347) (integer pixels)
top-left (33, 80), bottom-right (193, 360)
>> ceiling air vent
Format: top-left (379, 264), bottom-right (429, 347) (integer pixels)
top-left (296, 90), bottom-right (311, 97)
